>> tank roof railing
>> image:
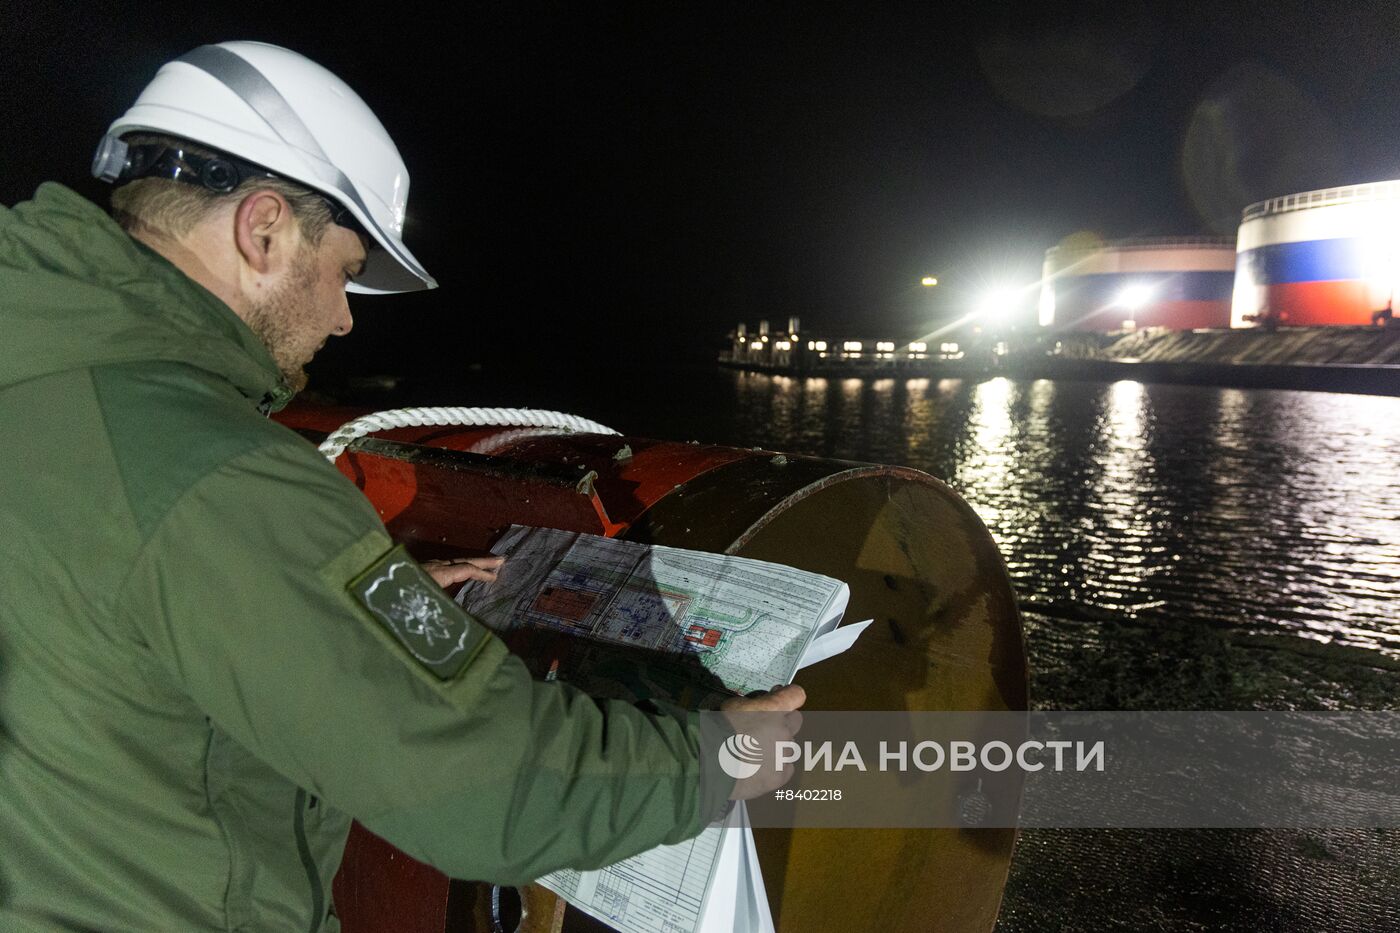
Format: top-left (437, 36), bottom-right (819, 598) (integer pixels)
top-left (1242, 179), bottom-right (1400, 221)
top-left (1045, 235), bottom-right (1236, 258)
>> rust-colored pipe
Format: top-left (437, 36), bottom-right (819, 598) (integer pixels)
top-left (275, 404), bottom-right (1028, 933)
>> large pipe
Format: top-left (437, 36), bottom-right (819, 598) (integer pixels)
top-left (276, 404), bottom-right (1029, 932)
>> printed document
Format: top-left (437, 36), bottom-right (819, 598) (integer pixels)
top-left (455, 525), bottom-right (870, 933)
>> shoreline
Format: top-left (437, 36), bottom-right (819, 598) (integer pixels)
top-left (719, 357), bottom-right (1400, 397)
top-left (719, 326), bottom-right (1400, 397)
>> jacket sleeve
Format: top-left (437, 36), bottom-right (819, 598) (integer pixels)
top-left (116, 439), bottom-right (734, 885)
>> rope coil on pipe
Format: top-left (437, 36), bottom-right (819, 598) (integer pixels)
top-left (318, 406), bottom-right (619, 461)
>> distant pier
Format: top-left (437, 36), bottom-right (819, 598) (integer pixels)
top-left (720, 325), bottom-right (1400, 396)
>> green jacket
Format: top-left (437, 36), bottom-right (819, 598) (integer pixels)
top-left (0, 184), bottom-right (731, 932)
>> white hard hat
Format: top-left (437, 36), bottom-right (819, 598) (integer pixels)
top-left (94, 41), bottom-right (435, 294)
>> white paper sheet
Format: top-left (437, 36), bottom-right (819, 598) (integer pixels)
top-left (458, 525), bottom-right (852, 703)
top-left (459, 526), bottom-right (870, 933)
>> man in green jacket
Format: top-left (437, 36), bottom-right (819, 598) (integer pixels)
top-left (0, 42), bottom-right (803, 931)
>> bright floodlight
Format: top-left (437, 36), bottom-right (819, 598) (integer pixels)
top-left (921, 275), bottom-right (939, 287)
top-left (1115, 283), bottom-right (1155, 310)
top-left (976, 287), bottom-right (1021, 322)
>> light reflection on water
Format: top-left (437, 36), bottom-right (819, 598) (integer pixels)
top-left (724, 371), bottom-right (1400, 658)
top-left (625, 369), bottom-right (1400, 931)
top-left (410, 364), bottom-right (1398, 928)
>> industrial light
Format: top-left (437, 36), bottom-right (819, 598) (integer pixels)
top-left (975, 287), bottom-right (1021, 322)
top-left (1114, 284), bottom-right (1155, 311)
top-left (1231, 264), bottom-right (1260, 329)
top-left (921, 276), bottom-right (939, 287)
top-left (843, 341), bottom-right (863, 352)
top-left (775, 341), bottom-right (792, 350)
top-left (908, 341), bottom-right (928, 352)
top-left (876, 341), bottom-right (895, 352)
top-left (1359, 221), bottom-right (1400, 314)
top-left (814, 340), bottom-right (828, 352)
top-left (1038, 282), bottom-right (1056, 327)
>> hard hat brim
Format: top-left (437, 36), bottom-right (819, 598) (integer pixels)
top-left (346, 232), bottom-right (437, 294)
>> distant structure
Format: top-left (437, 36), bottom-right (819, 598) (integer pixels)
top-left (722, 313), bottom-right (956, 372)
top-left (1232, 181), bottom-right (1400, 327)
top-left (1038, 237), bottom-right (1236, 333)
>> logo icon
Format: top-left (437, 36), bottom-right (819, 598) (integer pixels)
top-left (718, 732), bottom-right (764, 779)
top-left (352, 551), bottom-right (485, 680)
top-left (364, 561), bottom-right (472, 665)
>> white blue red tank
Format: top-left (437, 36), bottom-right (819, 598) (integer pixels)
top-left (1038, 238), bottom-right (1236, 333)
top-left (1233, 181), bottom-right (1400, 327)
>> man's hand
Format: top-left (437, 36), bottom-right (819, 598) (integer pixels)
top-left (720, 684), bottom-right (806, 800)
top-left (422, 556), bottom-right (505, 589)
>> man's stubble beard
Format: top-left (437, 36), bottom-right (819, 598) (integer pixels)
top-left (243, 245), bottom-right (319, 395)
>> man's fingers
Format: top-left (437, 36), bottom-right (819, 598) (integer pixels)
top-left (745, 683), bottom-right (806, 712)
top-left (721, 686), bottom-right (806, 801)
top-left (423, 556), bottom-right (504, 589)
top-left (730, 757), bottom-right (800, 800)
top-left (784, 709), bottom-right (803, 736)
top-left (780, 684), bottom-right (806, 710)
top-left (449, 556), bottom-right (505, 571)
top-left (427, 556), bottom-right (505, 568)
top-left (426, 566), bottom-right (477, 588)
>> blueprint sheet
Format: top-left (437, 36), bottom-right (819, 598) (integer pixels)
top-left (454, 525), bottom-right (867, 933)
top-left (455, 524), bottom-right (851, 703)
top-left (543, 801), bottom-right (773, 933)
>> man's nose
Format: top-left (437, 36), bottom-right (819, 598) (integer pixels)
top-left (333, 296), bottom-right (353, 337)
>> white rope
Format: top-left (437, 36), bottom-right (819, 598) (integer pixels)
top-left (318, 406), bottom-right (619, 461)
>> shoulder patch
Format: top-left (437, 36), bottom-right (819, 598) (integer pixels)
top-left (348, 545), bottom-right (487, 680)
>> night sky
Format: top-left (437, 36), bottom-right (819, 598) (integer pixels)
top-left (5, 1), bottom-right (1400, 378)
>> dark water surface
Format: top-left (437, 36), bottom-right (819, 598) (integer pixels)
top-left (340, 364), bottom-right (1400, 931)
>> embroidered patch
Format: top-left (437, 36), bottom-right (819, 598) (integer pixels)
top-left (349, 546), bottom-right (486, 680)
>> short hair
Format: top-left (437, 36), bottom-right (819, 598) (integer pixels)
top-left (110, 133), bottom-right (333, 245)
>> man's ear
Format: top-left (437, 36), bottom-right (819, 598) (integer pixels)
top-left (233, 190), bottom-right (297, 279)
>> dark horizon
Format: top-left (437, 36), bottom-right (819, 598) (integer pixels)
top-left (5, 1), bottom-right (1399, 377)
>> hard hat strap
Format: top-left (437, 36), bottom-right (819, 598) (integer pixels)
top-left (108, 140), bottom-right (368, 238)
top-left (122, 143), bottom-right (272, 194)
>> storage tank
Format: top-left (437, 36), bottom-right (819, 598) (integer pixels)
top-left (1232, 180), bottom-right (1400, 327)
top-left (1037, 237), bottom-right (1236, 333)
